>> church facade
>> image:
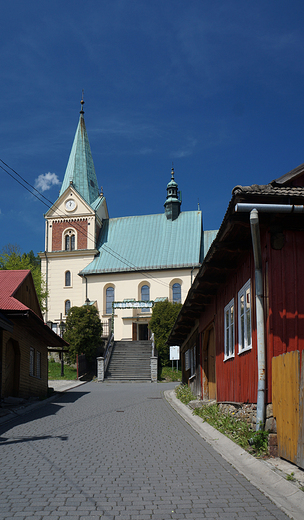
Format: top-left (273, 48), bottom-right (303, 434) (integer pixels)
top-left (40, 102), bottom-right (217, 341)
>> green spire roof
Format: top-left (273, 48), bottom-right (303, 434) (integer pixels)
top-left (59, 102), bottom-right (99, 206)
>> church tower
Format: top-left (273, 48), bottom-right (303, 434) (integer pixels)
top-left (40, 99), bottom-right (108, 324)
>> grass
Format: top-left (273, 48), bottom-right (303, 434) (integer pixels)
top-left (175, 385), bottom-right (269, 456)
top-left (48, 360), bottom-right (77, 380)
top-left (286, 472), bottom-right (296, 482)
top-left (159, 366), bottom-right (182, 382)
top-left (175, 384), bottom-right (195, 404)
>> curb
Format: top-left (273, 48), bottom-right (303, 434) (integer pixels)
top-left (164, 388), bottom-right (304, 520)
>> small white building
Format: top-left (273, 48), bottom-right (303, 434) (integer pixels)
top-left (40, 101), bottom-right (217, 340)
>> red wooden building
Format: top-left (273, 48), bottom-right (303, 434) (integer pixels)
top-left (168, 163), bottom-right (304, 415)
top-left (0, 270), bottom-right (67, 399)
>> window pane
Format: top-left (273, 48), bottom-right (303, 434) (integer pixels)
top-left (141, 285), bottom-right (150, 313)
top-left (246, 288), bottom-right (251, 347)
top-left (172, 283), bottom-right (181, 303)
top-left (36, 351), bottom-right (41, 379)
top-left (65, 300), bottom-right (71, 315)
top-left (65, 235), bottom-right (70, 250)
top-left (71, 235), bottom-right (75, 251)
top-left (106, 287), bottom-right (114, 314)
top-left (30, 348), bottom-right (34, 376)
top-left (65, 271), bottom-right (71, 286)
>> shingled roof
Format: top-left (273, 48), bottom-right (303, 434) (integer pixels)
top-left (0, 270), bottom-right (34, 312)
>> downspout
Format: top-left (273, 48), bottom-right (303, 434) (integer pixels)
top-left (83, 275), bottom-right (89, 303)
top-left (250, 209), bottom-right (266, 431)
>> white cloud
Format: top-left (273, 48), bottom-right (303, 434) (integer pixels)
top-left (34, 172), bottom-right (60, 192)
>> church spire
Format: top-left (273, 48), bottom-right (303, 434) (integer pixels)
top-left (59, 98), bottom-right (99, 206)
top-left (164, 165), bottom-right (181, 220)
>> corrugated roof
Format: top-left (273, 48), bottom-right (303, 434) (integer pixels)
top-left (59, 113), bottom-right (100, 206)
top-left (81, 211), bottom-right (203, 274)
top-left (0, 270), bottom-right (31, 311)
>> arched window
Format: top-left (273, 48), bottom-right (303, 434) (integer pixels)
top-left (172, 283), bottom-right (181, 304)
top-left (65, 235), bottom-right (70, 251)
top-left (65, 300), bottom-right (71, 315)
top-left (65, 271), bottom-right (71, 287)
top-left (106, 287), bottom-right (114, 314)
top-left (64, 230), bottom-right (76, 251)
top-left (141, 285), bottom-right (150, 313)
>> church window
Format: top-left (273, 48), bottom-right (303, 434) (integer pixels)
top-left (64, 229), bottom-right (76, 251)
top-left (172, 283), bottom-right (181, 304)
top-left (141, 285), bottom-right (150, 313)
top-left (65, 235), bottom-right (70, 250)
top-left (65, 300), bottom-right (71, 315)
top-left (65, 271), bottom-right (71, 287)
top-left (106, 287), bottom-right (114, 314)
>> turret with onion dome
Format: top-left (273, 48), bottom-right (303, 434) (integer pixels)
top-left (164, 166), bottom-right (181, 220)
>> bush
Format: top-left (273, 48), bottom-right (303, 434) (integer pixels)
top-left (64, 305), bottom-right (103, 363)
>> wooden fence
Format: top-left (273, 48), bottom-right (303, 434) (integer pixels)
top-left (272, 350), bottom-right (304, 468)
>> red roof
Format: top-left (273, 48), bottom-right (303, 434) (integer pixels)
top-left (0, 270), bottom-right (32, 311)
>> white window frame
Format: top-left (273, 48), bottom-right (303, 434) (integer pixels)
top-left (238, 279), bottom-right (252, 354)
top-left (224, 298), bottom-right (235, 360)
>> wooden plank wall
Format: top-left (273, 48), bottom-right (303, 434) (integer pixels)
top-left (272, 351), bottom-right (300, 465)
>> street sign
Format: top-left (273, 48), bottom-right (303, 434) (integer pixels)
top-left (170, 346), bottom-right (180, 361)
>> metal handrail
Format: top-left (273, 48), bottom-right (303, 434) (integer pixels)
top-left (104, 332), bottom-right (114, 374)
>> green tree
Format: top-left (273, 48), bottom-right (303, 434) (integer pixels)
top-left (64, 305), bottom-right (103, 363)
top-left (149, 300), bottom-right (182, 366)
top-left (0, 244), bottom-right (48, 311)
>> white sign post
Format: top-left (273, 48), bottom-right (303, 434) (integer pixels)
top-left (170, 346), bottom-right (180, 371)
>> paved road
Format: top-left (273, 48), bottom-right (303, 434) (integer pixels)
top-left (0, 382), bottom-right (289, 520)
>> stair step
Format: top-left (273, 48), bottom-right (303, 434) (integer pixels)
top-left (105, 340), bottom-right (154, 382)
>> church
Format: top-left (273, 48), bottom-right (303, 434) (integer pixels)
top-left (40, 100), bottom-right (217, 341)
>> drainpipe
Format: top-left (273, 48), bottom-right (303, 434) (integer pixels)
top-left (250, 209), bottom-right (266, 431)
top-left (83, 275), bottom-right (89, 303)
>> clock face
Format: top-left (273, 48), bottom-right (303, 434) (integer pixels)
top-left (65, 199), bottom-right (76, 211)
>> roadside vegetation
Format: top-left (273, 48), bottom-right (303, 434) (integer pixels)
top-left (64, 305), bottom-right (103, 362)
top-left (175, 385), bottom-right (269, 457)
top-left (149, 300), bottom-right (182, 367)
top-left (48, 359), bottom-right (77, 380)
top-left (159, 366), bottom-right (182, 382)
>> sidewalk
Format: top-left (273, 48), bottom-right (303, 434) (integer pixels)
top-left (165, 388), bottom-right (304, 520)
top-left (0, 379), bottom-right (86, 425)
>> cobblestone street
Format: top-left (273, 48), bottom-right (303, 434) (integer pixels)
top-left (0, 382), bottom-right (289, 520)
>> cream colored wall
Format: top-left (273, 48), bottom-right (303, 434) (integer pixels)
top-left (85, 268), bottom-right (198, 341)
top-left (40, 252), bottom-right (96, 324)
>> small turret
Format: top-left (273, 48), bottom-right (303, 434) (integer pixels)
top-left (164, 166), bottom-right (181, 220)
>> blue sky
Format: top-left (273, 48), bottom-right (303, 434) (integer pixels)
top-left (1, 1), bottom-right (304, 255)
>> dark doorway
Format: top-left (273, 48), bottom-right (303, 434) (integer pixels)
top-left (138, 324), bottom-right (148, 340)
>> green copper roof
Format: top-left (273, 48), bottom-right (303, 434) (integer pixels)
top-left (80, 211), bottom-right (205, 275)
top-left (59, 112), bottom-right (100, 206)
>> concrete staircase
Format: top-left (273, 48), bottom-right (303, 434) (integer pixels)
top-left (105, 340), bottom-right (152, 382)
